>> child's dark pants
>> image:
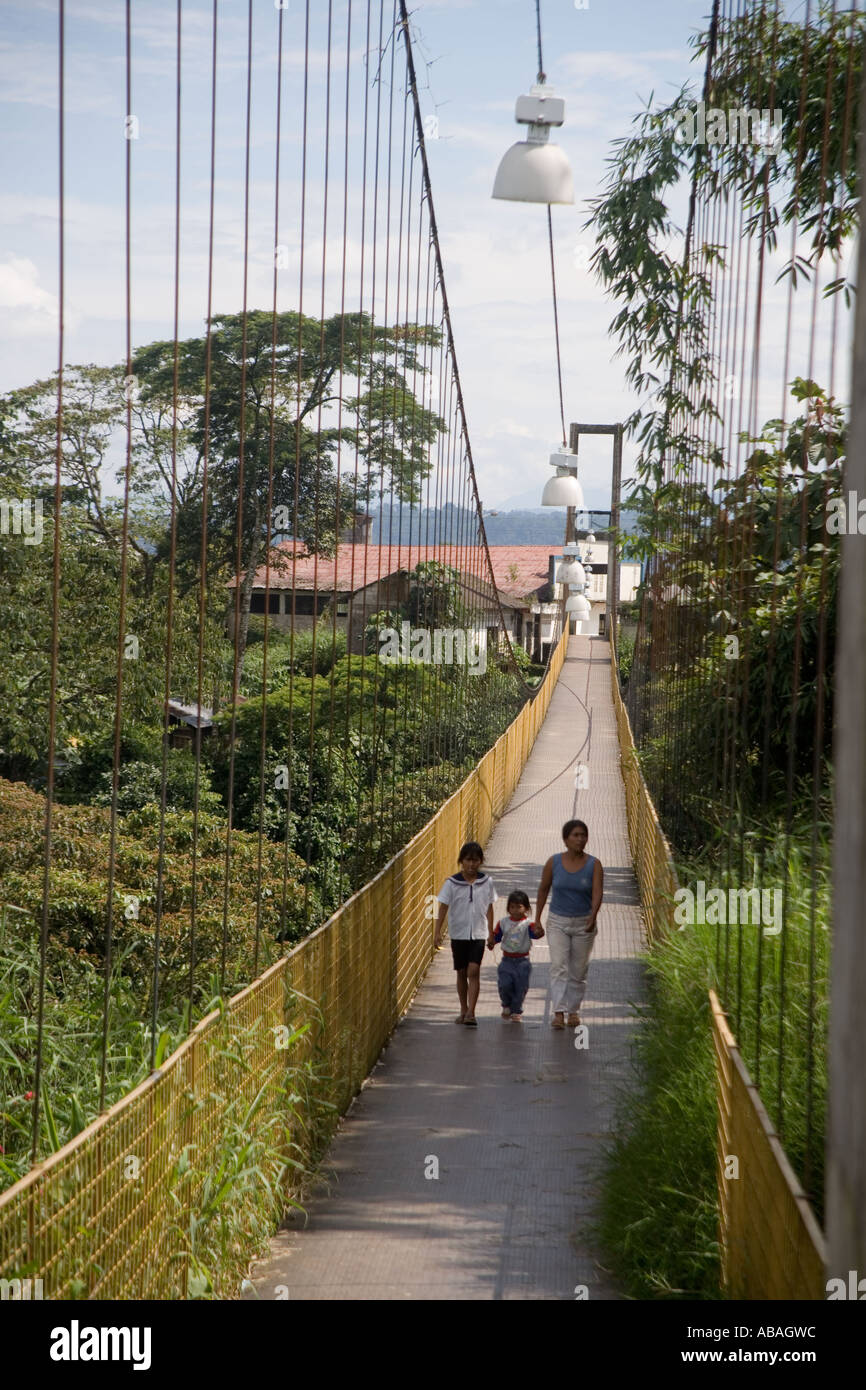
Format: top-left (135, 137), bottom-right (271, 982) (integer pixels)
top-left (498, 956), bottom-right (531, 1013)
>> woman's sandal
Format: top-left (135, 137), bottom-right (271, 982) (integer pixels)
top-left (454, 1013), bottom-right (466, 1023)
top-left (463, 1016), bottom-right (478, 1027)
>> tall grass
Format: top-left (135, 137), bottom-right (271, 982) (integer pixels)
top-left (682, 823), bottom-right (830, 1217)
top-left (0, 926), bottom-right (188, 1188)
top-left (166, 1010), bottom-right (333, 1300)
top-left (1, 921), bottom-right (331, 1297)
top-left (598, 824), bottom-right (829, 1297)
top-left (596, 922), bottom-right (722, 1299)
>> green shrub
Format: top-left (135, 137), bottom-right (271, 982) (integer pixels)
top-left (241, 628), bottom-right (347, 695)
top-left (0, 779), bottom-right (314, 1002)
top-left (617, 630), bottom-right (635, 688)
top-left (90, 752), bottom-right (223, 816)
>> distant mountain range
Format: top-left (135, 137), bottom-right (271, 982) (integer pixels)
top-left (368, 503), bottom-right (637, 549)
top-left (496, 485), bottom-right (613, 512)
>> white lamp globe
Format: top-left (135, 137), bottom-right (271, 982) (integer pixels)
top-left (541, 472), bottom-right (584, 508)
top-left (556, 558), bottom-right (586, 585)
top-left (492, 140), bottom-right (574, 204)
top-left (566, 594), bottom-right (592, 619)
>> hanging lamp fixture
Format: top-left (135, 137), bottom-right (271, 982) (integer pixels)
top-left (555, 550), bottom-right (586, 586)
top-left (540, 446), bottom-right (584, 509)
top-left (496, 3), bottom-right (577, 519)
top-left (492, 86), bottom-right (574, 205)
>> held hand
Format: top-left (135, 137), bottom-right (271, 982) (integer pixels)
top-left (486, 937), bottom-right (495, 951)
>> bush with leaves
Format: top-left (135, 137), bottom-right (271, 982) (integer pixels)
top-left (240, 627), bottom-right (347, 696)
top-left (0, 779), bottom-right (314, 1004)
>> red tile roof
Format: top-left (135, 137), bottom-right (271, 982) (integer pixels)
top-left (234, 541), bottom-right (556, 601)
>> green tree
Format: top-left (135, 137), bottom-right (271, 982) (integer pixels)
top-left (0, 364), bottom-right (169, 593)
top-left (630, 384), bottom-right (842, 849)
top-left (406, 561), bottom-right (467, 630)
top-left (132, 310), bottom-right (446, 678)
top-left (0, 500), bottom-right (226, 786)
top-left (585, 2), bottom-right (863, 502)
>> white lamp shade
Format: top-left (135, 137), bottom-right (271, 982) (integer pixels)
top-left (492, 140), bottom-right (574, 204)
top-left (566, 594), bottom-right (592, 619)
top-left (556, 559), bottom-right (586, 585)
top-left (541, 473), bottom-right (585, 508)
top-left (586, 533), bottom-right (597, 544)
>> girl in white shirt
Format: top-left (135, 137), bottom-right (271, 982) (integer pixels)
top-left (434, 841), bottom-right (497, 1026)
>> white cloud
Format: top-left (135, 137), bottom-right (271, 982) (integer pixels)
top-left (0, 40), bottom-right (114, 113)
top-left (0, 256), bottom-right (59, 335)
top-left (559, 48), bottom-right (693, 90)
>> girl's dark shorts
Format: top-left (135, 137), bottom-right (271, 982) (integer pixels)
top-left (451, 939), bottom-right (486, 970)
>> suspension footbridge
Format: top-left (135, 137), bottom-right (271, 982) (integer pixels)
top-left (244, 635), bottom-right (643, 1302)
top-left (1, 0), bottom-right (865, 1315)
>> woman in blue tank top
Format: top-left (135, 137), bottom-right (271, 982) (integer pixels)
top-left (535, 819), bottom-right (604, 1029)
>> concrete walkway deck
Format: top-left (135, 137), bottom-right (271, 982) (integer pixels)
top-left (246, 635), bottom-right (646, 1300)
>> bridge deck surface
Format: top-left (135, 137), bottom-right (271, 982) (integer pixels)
top-left (247, 634), bottom-right (645, 1301)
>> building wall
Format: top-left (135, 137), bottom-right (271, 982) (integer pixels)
top-left (245, 577), bottom-right (530, 652)
top-left (347, 575), bottom-right (409, 653)
top-left (246, 589), bottom-right (332, 636)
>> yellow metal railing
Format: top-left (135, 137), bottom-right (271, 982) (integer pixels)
top-left (607, 633), bottom-right (679, 944)
top-left (608, 632), bottom-right (825, 1299)
top-left (711, 992), bottom-right (826, 1299)
top-left (0, 628), bottom-right (567, 1299)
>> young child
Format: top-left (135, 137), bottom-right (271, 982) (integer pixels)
top-left (487, 890), bottom-right (544, 1021)
top-left (434, 841), bottom-right (497, 1027)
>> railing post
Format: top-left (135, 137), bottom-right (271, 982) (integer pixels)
top-left (610, 423), bottom-right (623, 644)
top-left (827, 55), bottom-right (866, 1289)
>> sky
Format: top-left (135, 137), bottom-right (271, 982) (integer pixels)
top-left (0, 0), bottom-right (853, 512)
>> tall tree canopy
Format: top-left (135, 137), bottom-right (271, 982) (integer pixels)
top-left (131, 309), bottom-right (445, 662)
